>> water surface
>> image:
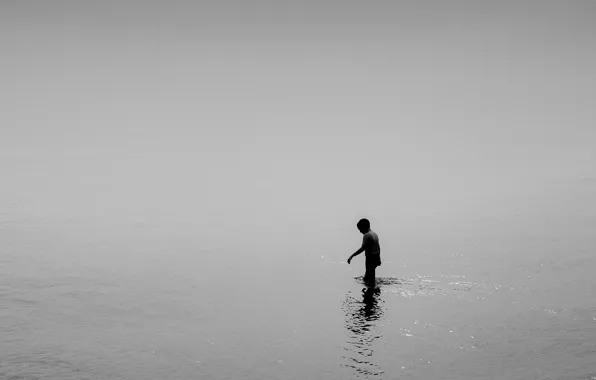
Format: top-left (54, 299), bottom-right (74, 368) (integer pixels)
top-left (2, 186), bottom-right (595, 380)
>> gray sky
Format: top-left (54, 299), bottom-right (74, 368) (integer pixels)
top-left (2, 1), bottom-right (595, 248)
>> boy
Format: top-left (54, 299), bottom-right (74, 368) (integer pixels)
top-left (347, 218), bottom-right (381, 286)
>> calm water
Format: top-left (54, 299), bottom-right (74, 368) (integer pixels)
top-left (3, 2), bottom-right (596, 378)
top-left (1, 181), bottom-right (595, 380)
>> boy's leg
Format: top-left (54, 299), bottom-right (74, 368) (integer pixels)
top-left (364, 263), bottom-right (376, 287)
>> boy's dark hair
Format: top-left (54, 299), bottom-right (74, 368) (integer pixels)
top-left (357, 218), bottom-right (370, 231)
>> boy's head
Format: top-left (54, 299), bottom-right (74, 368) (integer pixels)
top-left (357, 218), bottom-right (370, 233)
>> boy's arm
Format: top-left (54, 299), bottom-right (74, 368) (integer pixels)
top-left (347, 247), bottom-right (364, 264)
top-left (347, 236), bottom-right (368, 263)
top-left (350, 247), bottom-right (365, 257)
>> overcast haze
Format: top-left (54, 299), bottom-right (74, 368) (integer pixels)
top-left (2, 2), bottom-right (596, 379)
top-left (2, 1), bottom-right (595, 249)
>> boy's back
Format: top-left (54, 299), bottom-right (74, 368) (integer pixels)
top-left (363, 230), bottom-right (381, 257)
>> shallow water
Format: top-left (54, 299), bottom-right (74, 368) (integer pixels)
top-left (3, 1), bottom-right (596, 378)
top-left (2, 204), bottom-right (595, 380)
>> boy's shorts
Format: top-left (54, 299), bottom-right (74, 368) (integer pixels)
top-left (366, 254), bottom-right (381, 269)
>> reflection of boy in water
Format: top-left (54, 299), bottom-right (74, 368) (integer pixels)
top-left (347, 218), bottom-right (381, 286)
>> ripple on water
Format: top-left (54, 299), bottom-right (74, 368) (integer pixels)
top-left (353, 274), bottom-right (523, 305)
top-left (353, 276), bottom-right (444, 298)
top-left (341, 289), bottom-right (386, 378)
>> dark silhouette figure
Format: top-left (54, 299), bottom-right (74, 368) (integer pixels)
top-left (347, 218), bottom-right (381, 287)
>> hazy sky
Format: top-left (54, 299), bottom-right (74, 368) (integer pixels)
top-left (2, 1), bottom-right (595, 247)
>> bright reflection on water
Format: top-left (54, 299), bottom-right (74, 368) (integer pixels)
top-left (342, 287), bottom-right (385, 378)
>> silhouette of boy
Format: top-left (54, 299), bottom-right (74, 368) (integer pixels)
top-left (347, 218), bottom-right (381, 286)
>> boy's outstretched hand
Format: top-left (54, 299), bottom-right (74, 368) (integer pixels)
top-left (347, 247), bottom-right (364, 265)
